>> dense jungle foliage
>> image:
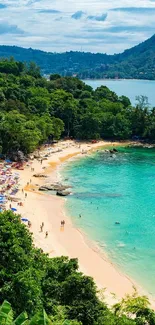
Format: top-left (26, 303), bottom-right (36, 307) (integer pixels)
top-left (1, 210), bottom-right (155, 325)
top-left (0, 34), bottom-right (155, 79)
top-left (0, 58), bottom-right (155, 157)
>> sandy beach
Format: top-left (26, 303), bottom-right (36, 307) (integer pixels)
top-left (12, 140), bottom-right (148, 306)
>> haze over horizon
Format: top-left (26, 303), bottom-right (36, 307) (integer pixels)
top-left (0, 0), bottom-right (155, 54)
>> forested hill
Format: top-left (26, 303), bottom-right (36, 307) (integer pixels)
top-left (0, 58), bottom-right (155, 161)
top-left (0, 46), bottom-right (113, 76)
top-left (0, 34), bottom-right (155, 79)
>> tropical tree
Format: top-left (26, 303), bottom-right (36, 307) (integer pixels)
top-left (114, 291), bottom-right (155, 325)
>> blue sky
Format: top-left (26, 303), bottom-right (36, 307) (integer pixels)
top-left (0, 0), bottom-right (155, 53)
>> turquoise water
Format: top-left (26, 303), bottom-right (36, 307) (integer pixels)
top-left (61, 147), bottom-right (155, 296)
top-left (84, 79), bottom-right (155, 107)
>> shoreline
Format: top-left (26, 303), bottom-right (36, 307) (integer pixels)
top-left (14, 140), bottom-right (155, 307)
top-left (82, 78), bottom-right (155, 82)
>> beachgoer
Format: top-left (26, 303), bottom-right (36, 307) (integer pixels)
top-left (27, 182), bottom-right (29, 185)
top-left (79, 214), bottom-right (81, 218)
top-left (22, 188), bottom-right (24, 193)
top-left (42, 222), bottom-right (44, 227)
top-left (40, 225), bottom-right (43, 232)
top-left (45, 231), bottom-right (48, 238)
top-left (25, 193), bottom-right (27, 198)
top-left (28, 221), bottom-right (31, 228)
top-left (9, 203), bottom-right (11, 209)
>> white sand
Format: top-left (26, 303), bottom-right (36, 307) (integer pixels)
top-left (14, 140), bottom-right (153, 306)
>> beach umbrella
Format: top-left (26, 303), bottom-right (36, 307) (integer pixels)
top-left (5, 159), bottom-right (12, 163)
top-left (21, 218), bottom-right (29, 222)
top-left (11, 207), bottom-right (17, 212)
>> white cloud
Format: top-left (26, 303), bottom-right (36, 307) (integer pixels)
top-left (0, 0), bottom-right (155, 53)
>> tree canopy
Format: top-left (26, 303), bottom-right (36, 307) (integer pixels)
top-left (0, 59), bottom-right (154, 159)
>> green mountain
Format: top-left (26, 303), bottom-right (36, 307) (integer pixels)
top-left (0, 34), bottom-right (155, 79)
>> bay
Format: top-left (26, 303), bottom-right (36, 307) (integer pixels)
top-left (84, 79), bottom-right (155, 107)
top-left (62, 147), bottom-right (155, 297)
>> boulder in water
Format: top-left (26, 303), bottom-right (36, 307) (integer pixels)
top-left (33, 173), bottom-right (48, 178)
top-left (113, 148), bottom-right (118, 153)
top-left (56, 191), bottom-right (71, 196)
top-left (39, 183), bottom-right (71, 191)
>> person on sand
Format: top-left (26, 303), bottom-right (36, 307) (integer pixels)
top-left (61, 220), bottom-right (65, 227)
top-left (40, 222), bottom-right (44, 232)
top-left (45, 231), bottom-right (48, 238)
top-left (25, 193), bottom-right (27, 198)
top-left (22, 188), bottom-right (24, 193)
top-left (28, 221), bottom-right (31, 228)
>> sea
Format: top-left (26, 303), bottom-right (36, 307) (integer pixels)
top-left (61, 146), bottom-right (155, 297)
top-left (83, 79), bottom-right (155, 107)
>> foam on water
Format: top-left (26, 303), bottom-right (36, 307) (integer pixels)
top-left (61, 147), bottom-right (155, 296)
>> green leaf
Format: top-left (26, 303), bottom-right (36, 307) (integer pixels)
top-left (13, 311), bottom-right (28, 325)
top-left (0, 300), bottom-right (13, 325)
top-left (29, 309), bottom-right (52, 325)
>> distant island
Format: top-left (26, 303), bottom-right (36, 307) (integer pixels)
top-left (0, 34), bottom-right (155, 79)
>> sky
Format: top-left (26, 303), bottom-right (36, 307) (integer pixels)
top-left (0, 0), bottom-right (155, 54)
